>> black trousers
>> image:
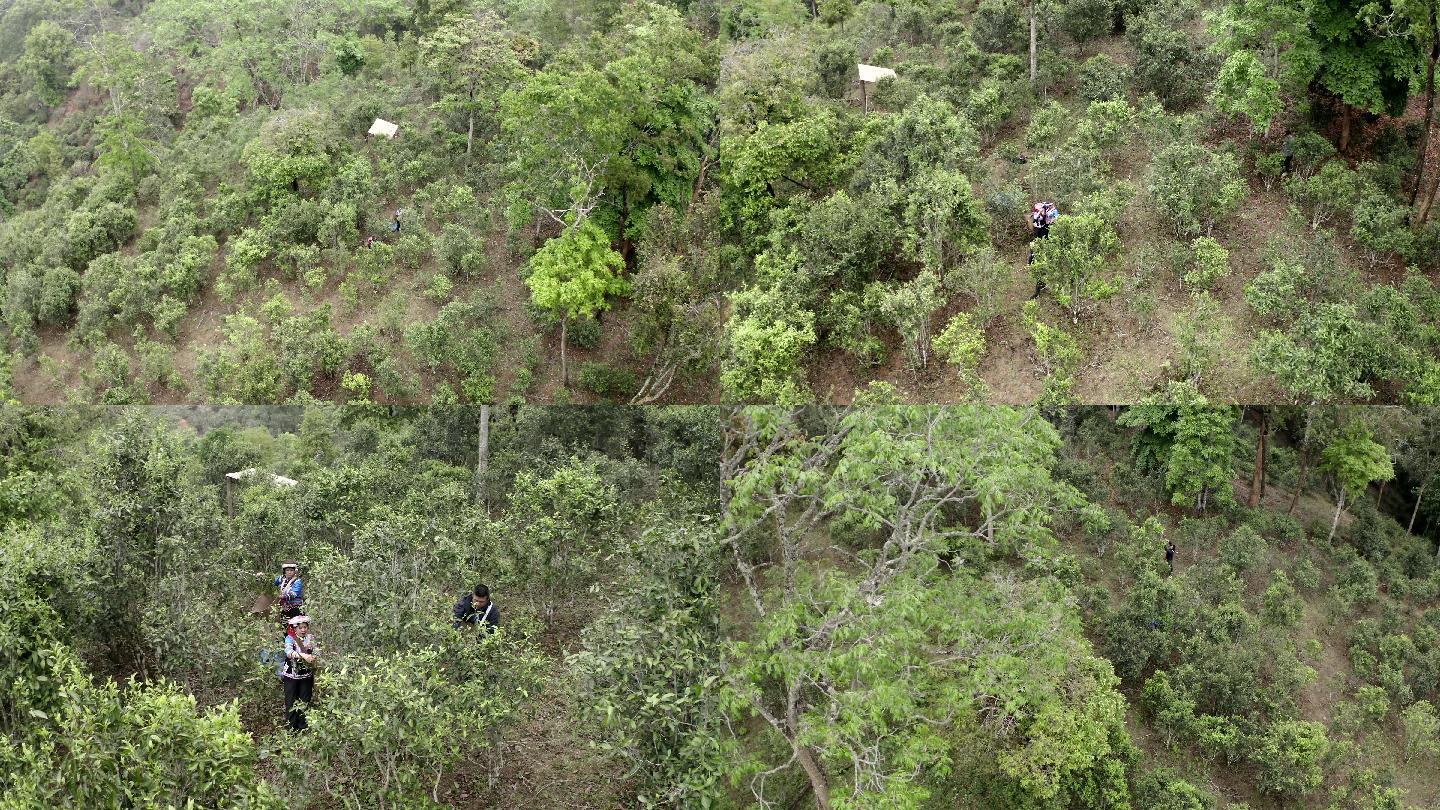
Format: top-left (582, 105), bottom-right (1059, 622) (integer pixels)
top-left (283, 675), bottom-right (313, 731)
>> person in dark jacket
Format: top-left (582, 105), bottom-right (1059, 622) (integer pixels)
top-left (1165, 541), bottom-right (1177, 574)
top-left (452, 583), bottom-right (500, 634)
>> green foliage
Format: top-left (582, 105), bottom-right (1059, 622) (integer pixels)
top-left (1058, 0), bottom-right (1118, 43)
top-left (577, 362), bottom-right (637, 400)
top-left (1030, 213), bottom-right (1121, 318)
top-left (1079, 54), bottom-right (1132, 103)
top-left (502, 455), bottom-right (623, 618)
top-left (570, 509), bottom-right (731, 807)
top-left (901, 169), bottom-right (990, 275)
top-left (1249, 303), bottom-right (1385, 403)
top-left (1262, 570), bottom-right (1303, 627)
top-left (1254, 720), bottom-right (1330, 798)
top-left (1021, 300), bottom-right (1081, 404)
top-left (18, 21), bottom-right (76, 107)
top-left (1403, 700), bottom-right (1440, 762)
top-left (1220, 525), bottom-right (1265, 573)
top-left (1287, 161), bottom-right (1365, 230)
top-left (1146, 143), bottom-right (1246, 238)
top-left (1133, 768), bottom-right (1217, 810)
top-left (1322, 422), bottom-right (1395, 503)
top-left (722, 253), bottom-right (817, 404)
top-left (296, 638), bottom-right (544, 810)
top-left (96, 111), bottom-right (160, 182)
top-left (1127, 0), bottom-right (1213, 108)
top-left (932, 311), bottom-right (987, 393)
top-left (525, 219), bottom-right (629, 323)
top-left (1118, 381), bottom-right (1238, 509)
top-left (1211, 50), bottom-right (1282, 133)
top-left (1184, 237), bottom-right (1230, 292)
top-left (3, 671), bottom-right (277, 808)
top-left (866, 270), bottom-right (945, 370)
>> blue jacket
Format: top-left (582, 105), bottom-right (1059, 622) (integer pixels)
top-left (275, 576), bottom-right (304, 610)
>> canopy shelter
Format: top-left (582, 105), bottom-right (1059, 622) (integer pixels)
top-left (857, 64), bottom-right (897, 112)
top-left (857, 64), bottom-right (897, 83)
top-left (225, 468), bottom-right (299, 517)
top-left (367, 118), bottom-right (399, 138)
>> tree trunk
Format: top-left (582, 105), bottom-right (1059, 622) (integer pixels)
top-left (1288, 449), bottom-right (1309, 515)
top-left (1339, 104), bottom-right (1352, 152)
top-left (1329, 489), bottom-right (1344, 542)
top-left (476, 404), bottom-right (490, 506)
top-left (1410, 480), bottom-right (1429, 534)
top-left (1422, 151), bottom-right (1440, 223)
top-left (793, 744), bottom-right (832, 810)
top-left (1029, 6), bottom-right (1038, 83)
top-left (1376, 478), bottom-right (1388, 507)
top-left (560, 316), bottom-right (569, 387)
top-left (1249, 409), bottom-right (1268, 508)
top-left (466, 111), bottom-right (475, 157)
top-left (1288, 409), bottom-right (1314, 516)
top-left (1412, 13), bottom-right (1439, 208)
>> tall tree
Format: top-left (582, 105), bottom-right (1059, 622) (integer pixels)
top-left (418, 11), bottom-right (525, 158)
top-left (1319, 418), bottom-right (1395, 541)
top-left (1120, 381), bottom-right (1240, 512)
top-left (1398, 408), bottom-right (1440, 534)
top-left (721, 406), bottom-right (1132, 808)
top-left (524, 218), bottom-right (629, 386)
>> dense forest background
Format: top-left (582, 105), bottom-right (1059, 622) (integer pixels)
top-left (3, 0), bottom-right (1440, 404)
top-left (5, 404), bottom-right (1440, 807)
top-left (0, 404), bottom-right (723, 807)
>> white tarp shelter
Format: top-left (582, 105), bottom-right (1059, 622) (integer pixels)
top-left (226, 468), bottom-right (299, 487)
top-left (857, 64), bottom-right (897, 83)
top-left (225, 468), bottom-right (298, 516)
top-left (368, 118), bottom-right (399, 138)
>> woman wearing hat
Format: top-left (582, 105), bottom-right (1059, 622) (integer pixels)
top-left (281, 615), bottom-right (319, 731)
top-left (273, 562), bottom-right (304, 624)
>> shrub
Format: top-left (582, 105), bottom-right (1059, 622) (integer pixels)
top-left (392, 233), bottom-right (430, 270)
top-left (1079, 54), bottom-right (1131, 103)
top-left (3, 673), bottom-right (278, 808)
top-left (1254, 720), bottom-right (1330, 798)
top-left (1219, 526), bottom-right (1264, 573)
top-left (933, 312), bottom-right (986, 371)
top-left (62, 201), bottom-right (137, 270)
top-left (1290, 166), bottom-right (1366, 240)
top-left (1262, 570), bottom-right (1303, 628)
top-left (1030, 212), bottom-right (1122, 317)
top-left (972, 0), bottom-right (1026, 53)
top-left (1133, 768), bottom-right (1217, 810)
top-left (1026, 101), bottom-right (1068, 151)
top-left (577, 362), bottom-right (638, 399)
top-left (1058, 0), bottom-right (1116, 43)
top-left (1403, 700), bottom-right (1440, 762)
top-left (296, 639), bottom-right (544, 809)
top-left (35, 266), bottom-right (80, 325)
top-left (1185, 237), bottom-right (1230, 292)
top-left (567, 315), bottom-right (602, 349)
top-left (1351, 193), bottom-right (1414, 266)
top-left (1354, 684), bottom-right (1391, 727)
top-left (722, 256), bottom-right (817, 404)
top-left (1128, 1), bottom-right (1211, 108)
top-left (437, 223), bottom-right (478, 277)
top-left (1147, 143), bottom-right (1246, 237)
top-left (1021, 300), bottom-right (1080, 404)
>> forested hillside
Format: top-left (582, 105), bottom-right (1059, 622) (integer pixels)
top-left (3, 0), bottom-right (1440, 404)
top-left (0, 405), bottom-right (723, 807)
top-left (5, 403), bottom-right (1440, 808)
top-left (717, 404), bottom-right (1440, 809)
